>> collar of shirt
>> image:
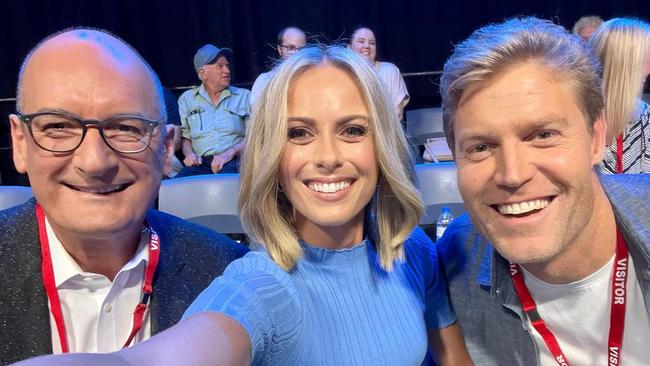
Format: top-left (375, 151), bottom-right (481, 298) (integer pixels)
top-left (197, 84), bottom-right (235, 106)
top-left (473, 233), bottom-right (496, 287)
top-left (470, 232), bottom-right (527, 314)
top-left (45, 217), bottom-right (150, 287)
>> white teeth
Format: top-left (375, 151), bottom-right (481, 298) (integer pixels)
top-left (497, 198), bottom-right (549, 215)
top-left (308, 181), bottom-right (351, 193)
top-left (74, 184), bottom-right (124, 194)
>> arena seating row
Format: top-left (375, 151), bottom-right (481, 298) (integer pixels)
top-left (0, 163), bottom-right (464, 236)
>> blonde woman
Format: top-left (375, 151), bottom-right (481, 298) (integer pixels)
top-left (590, 18), bottom-right (650, 173)
top-left (15, 46), bottom-right (471, 366)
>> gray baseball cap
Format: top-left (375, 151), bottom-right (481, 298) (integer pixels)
top-left (193, 44), bottom-right (233, 72)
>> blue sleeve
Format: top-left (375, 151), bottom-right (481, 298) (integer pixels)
top-left (183, 251), bottom-right (302, 363)
top-left (406, 227), bottom-right (456, 329)
top-left (177, 91), bottom-right (191, 139)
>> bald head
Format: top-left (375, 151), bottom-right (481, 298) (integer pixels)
top-left (277, 27), bottom-right (306, 59)
top-left (16, 28), bottom-right (165, 121)
top-left (9, 28), bottom-right (176, 245)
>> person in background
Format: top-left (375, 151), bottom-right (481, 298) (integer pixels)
top-left (572, 15), bottom-right (604, 41)
top-left (349, 26), bottom-right (409, 121)
top-left (437, 17), bottom-right (650, 365)
top-left (250, 26), bottom-right (306, 106)
top-left (2, 28), bottom-right (246, 364)
top-left (162, 87), bottom-right (183, 178)
top-left (13, 45), bottom-right (473, 366)
top-left (176, 44), bottom-right (250, 177)
top-left (590, 18), bottom-right (650, 173)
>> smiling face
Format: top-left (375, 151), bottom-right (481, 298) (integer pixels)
top-left (279, 64), bottom-right (378, 248)
top-left (10, 31), bottom-right (172, 241)
top-left (350, 28), bottom-right (377, 63)
top-left (453, 62), bottom-right (606, 265)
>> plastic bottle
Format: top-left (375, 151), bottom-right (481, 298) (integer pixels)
top-left (436, 205), bottom-right (454, 241)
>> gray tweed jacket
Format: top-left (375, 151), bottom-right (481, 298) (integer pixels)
top-left (0, 199), bottom-right (248, 364)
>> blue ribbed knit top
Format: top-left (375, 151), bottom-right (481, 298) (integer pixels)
top-left (184, 227), bottom-right (454, 365)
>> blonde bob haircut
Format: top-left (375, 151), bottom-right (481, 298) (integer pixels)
top-left (589, 18), bottom-right (650, 142)
top-left (239, 45), bottom-right (423, 271)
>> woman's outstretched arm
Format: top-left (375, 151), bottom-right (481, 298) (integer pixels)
top-left (12, 312), bottom-right (251, 366)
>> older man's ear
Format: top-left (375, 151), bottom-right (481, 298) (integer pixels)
top-left (9, 114), bottom-right (28, 174)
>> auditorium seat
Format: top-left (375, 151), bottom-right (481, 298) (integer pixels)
top-left (158, 174), bottom-right (244, 234)
top-left (0, 185), bottom-right (33, 210)
top-left (158, 165), bottom-right (464, 238)
top-left (405, 107), bottom-right (445, 146)
top-left (414, 162), bottom-right (465, 226)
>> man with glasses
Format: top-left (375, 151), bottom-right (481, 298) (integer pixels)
top-left (1, 28), bottom-right (246, 363)
top-left (250, 26), bottom-right (306, 106)
top-left (176, 44), bottom-right (250, 177)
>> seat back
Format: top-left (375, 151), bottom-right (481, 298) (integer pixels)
top-left (158, 174), bottom-right (244, 234)
top-left (0, 186), bottom-right (33, 211)
top-left (414, 162), bottom-right (464, 225)
top-left (405, 107), bottom-right (444, 145)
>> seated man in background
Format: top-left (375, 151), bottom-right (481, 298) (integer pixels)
top-left (1, 28), bottom-right (247, 363)
top-left (250, 26), bottom-right (306, 106)
top-left (437, 17), bottom-right (650, 365)
top-left (177, 44), bottom-right (250, 177)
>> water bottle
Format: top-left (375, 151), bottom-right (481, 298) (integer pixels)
top-left (436, 206), bottom-right (454, 241)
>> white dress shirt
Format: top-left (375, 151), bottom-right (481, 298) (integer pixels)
top-left (45, 218), bottom-right (151, 353)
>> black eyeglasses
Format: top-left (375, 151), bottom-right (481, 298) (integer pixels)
top-left (279, 44), bottom-right (301, 52)
top-left (16, 111), bottom-right (162, 154)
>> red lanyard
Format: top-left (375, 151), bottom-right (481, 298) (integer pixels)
top-left (509, 228), bottom-right (629, 366)
top-left (616, 133), bottom-right (624, 174)
top-left (36, 203), bottom-right (161, 353)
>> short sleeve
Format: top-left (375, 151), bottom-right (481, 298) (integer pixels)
top-left (183, 251), bottom-right (302, 363)
top-left (224, 88), bottom-right (251, 132)
top-left (404, 227), bottom-right (456, 329)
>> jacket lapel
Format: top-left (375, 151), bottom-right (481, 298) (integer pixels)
top-left (0, 201), bottom-right (52, 364)
top-left (146, 210), bottom-right (188, 335)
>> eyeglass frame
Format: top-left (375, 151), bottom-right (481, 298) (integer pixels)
top-left (15, 111), bottom-right (163, 154)
top-left (278, 44), bottom-right (302, 52)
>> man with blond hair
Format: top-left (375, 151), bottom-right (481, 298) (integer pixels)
top-left (437, 17), bottom-right (650, 365)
